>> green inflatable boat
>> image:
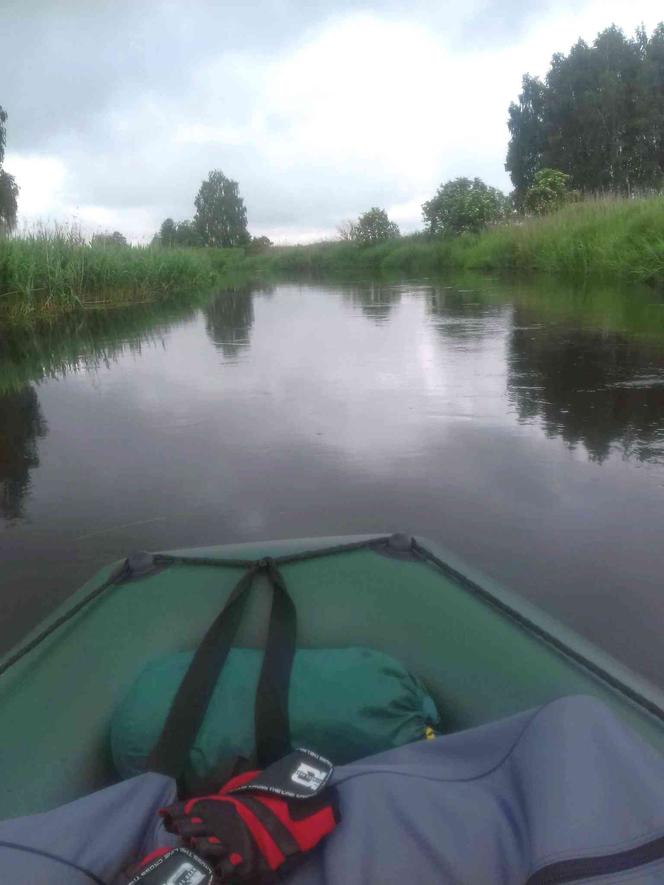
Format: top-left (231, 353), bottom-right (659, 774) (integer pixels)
top-left (1, 533), bottom-right (663, 820)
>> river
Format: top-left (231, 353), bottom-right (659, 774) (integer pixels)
top-left (1, 274), bottom-right (663, 684)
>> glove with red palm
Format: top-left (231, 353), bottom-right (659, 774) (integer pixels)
top-left (160, 750), bottom-right (339, 883)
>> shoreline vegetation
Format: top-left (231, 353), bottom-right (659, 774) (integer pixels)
top-left (0, 226), bottom-right (247, 320)
top-left (0, 195), bottom-right (662, 320)
top-left (245, 196), bottom-right (664, 284)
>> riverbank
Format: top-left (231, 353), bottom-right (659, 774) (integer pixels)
top-left (1, 197), bottom-right (662, 321)
top-left (245, 196), bottom-right (664, 284)
top-left (0, 229), bottom-right (247, 319)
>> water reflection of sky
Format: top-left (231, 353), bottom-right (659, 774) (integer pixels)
top-left (1, 280), bottom-right (663, 685)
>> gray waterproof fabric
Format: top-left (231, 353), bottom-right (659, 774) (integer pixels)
top-left (289, 695), bottom-right (664, 884)
top-left (0, 772), bottom-right (177, 884)
top-left (0, 696), bottom-right (663, 883)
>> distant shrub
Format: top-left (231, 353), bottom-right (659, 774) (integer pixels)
top-left (90, 230), bottom-right (128, 247)
top-left (524, 169), bottom-right (571, 215)
top-left (352, 207), bottom-right (400, 244)
top-left (423, 177), bottom-right (510, 235)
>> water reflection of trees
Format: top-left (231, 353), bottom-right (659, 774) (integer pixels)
top-left (0, 300), bottom-right (203, 393)
top-left (0, 285), bottom-right (271, 394)
top-left (204, 288), bottom-right (255, 359)
top-left (342, 284), bottom-right (402, 324)
top-left (426, 285), bottom-right (505, 340)
top-left (0, 385), bottom-right (47, 521)
top-left (203, 284), bottom-right (276, 358)
top-left (0, 300), bottom-right (209, 520)
top-left (508, 309), bottom-right (664, 463)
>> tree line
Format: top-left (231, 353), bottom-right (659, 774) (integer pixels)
top-left (507, 23), bottom-right (664, 202)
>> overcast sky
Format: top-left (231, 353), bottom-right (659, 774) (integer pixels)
top-left (1, 0), bottom-right (662, 243)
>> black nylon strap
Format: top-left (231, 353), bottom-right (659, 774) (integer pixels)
top-left (255, 560), bottom-right (297, 766)
top-left (148, 559), bottom-right (296, 782)
top-left (148, 565), bottom-right (259, 779)
top-left (237, 795), bottom-right (300, 857)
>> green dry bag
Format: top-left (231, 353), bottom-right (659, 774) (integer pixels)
top-left (111, 646), bottom-right (440, 783)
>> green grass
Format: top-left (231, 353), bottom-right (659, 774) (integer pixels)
top-left (0, 226), bottom-right (247, 319)
top-left (244, 195), bottom-right (664, 285)
top-left (443, 195), bottom-right (664, 281)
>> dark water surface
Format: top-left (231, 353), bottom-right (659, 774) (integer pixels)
top-left (1, 275), bottom-right (663, 684)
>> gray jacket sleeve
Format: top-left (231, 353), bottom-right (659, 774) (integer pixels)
top-left (0, 772), bottom-right (177, 884)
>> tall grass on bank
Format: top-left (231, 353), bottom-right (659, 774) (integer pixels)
top-left (245, 196), bottom-right (664, 285)
top-left (0, 226), bottom-right (246, 319)
top-left (445, 195), bottom-right (664, 281)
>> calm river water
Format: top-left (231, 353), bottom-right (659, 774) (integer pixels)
top-left (1, 274), bottom-right (663, 683)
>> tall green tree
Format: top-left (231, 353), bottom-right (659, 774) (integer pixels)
top-left (174, 220), bottom-right (204, 247)
top-left (159, 218), bottom-right (177, 247)
top-left (506, 24), bottom-right (664, 200)
top-left (352, 207), bottom-right (400, 244)
top-left (643, 24), bottom-right (664, 185)
top-left (0, 106), bottom-right (19, 232)
top-left (0, 106), bottom-right (5, 167)
top-left (505, 76), bottom-right (546, 207)
top-left (154, 218), bottom-right (204, 247)
top-left (422, 177), bottom-right (509, 235)
top-left (194, 170), bottom-right (249, 247)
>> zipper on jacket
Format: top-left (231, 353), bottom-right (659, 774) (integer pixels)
top-left (526, 834), bottom-right (664, 884)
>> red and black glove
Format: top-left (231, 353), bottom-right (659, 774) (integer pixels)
top-left (159, 753), bottom-right (339, 883)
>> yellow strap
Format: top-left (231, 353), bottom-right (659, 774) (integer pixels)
top-left (424, 725), bottom-right (436, 740)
